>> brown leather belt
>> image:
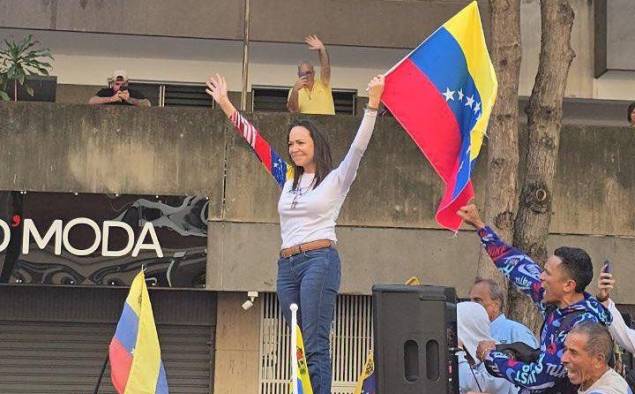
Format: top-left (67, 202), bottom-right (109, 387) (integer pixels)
top-left (280, 239), bottom-right (334, 258)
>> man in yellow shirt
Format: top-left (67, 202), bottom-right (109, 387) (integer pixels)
top-left (287, 35), bottom-right (335, 115)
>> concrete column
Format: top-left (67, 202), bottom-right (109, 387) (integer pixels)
top-left (213, 291), bottom-right (261, 394)
top-left (520, 0), bottom-right (594, 98)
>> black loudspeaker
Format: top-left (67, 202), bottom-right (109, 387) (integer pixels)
top-left (372, 284), bottom-right (458, 394)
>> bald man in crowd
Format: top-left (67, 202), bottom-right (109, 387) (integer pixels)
top-left (287, 35), bottom-right (335, 115)
top-left (469, 278), bottom-right (538, 348)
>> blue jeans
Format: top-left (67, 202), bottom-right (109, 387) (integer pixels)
top-left (277, 247), bottom-right (341, 394)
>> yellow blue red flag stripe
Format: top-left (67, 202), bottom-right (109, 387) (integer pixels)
top-left (109, 270), bottom-right (169, 394)
top-left (295, 324), bottom-right (313, 394)
top-left (230, 111), bottom-right (294, 188)
top-left (353, 352), bottom-right (376, 394)
top-left (382, 1), bottom-right (497, 231)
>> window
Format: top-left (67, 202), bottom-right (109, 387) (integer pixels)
top-left (127, 82), bottom-right (214, 108)
top-left (332, 90), bottom-right (357, 115)
top-left (163, 84), bottom-right (213, 108)
top-left (252, 86), bottom-right (357, 115)
top-left (252, 86), bottom-right (289, 113)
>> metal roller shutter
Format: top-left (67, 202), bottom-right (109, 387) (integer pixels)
top-left (0, 285), bottom-right (216, 394)
top-left (0, 321), bottom-right (212, 394)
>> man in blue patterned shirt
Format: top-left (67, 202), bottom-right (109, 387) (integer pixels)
top-left (457, 204), bottom-right (612, 393)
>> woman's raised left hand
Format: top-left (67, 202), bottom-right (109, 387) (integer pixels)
top-left (367, 74), bottom-right (385, 110)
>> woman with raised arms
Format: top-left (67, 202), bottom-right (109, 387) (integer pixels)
top-left (205, 73), bottom-right (384, 394)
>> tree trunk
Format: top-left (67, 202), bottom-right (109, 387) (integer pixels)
top-left (13, 80), bottom-right (17, 102)
top-left (509, 0), bottom-right (575, 332)
top-left (477, 0), bottom-right (522, 309)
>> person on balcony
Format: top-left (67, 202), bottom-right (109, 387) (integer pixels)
top-left (287, 35), bottom-right (335, 115)
top-left (89, 70), bottom-right (150, 107)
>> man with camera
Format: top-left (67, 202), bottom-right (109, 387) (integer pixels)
top-left (287, 35), bottom-right (335, 115)
top-left (89, 70), bottom-right (151, 107)
top-left (457, 204), bottom-right (612, 393)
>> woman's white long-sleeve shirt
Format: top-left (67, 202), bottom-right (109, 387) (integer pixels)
top-left (607, 299), bottom-right (635, 353)
top-left (228, 108), bottom-right (378, 249)
top-left (278, 110), bottom-right (377, 248)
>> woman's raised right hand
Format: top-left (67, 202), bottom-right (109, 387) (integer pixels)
top-left (205, 74), bottom-right (229, 104)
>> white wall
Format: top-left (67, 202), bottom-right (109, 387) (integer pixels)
top-left (594, 71), bottom-right (635, 101)
top-left (519, 0), bottom-right (595, 98)
top-left (2, 2), bottom-right (634, 103)
top-left (0, 28), bottom-right (407, 96)
top-left (519, 0), bottom-right (635, 101)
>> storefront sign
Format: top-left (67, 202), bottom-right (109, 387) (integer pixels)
top-left (0, 191), bottom-right (207, 288)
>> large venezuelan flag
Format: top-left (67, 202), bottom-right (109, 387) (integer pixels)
top-left (109, 270), bottom-right (169, 394)
top-left (382, 1), bottom-right (497, 231)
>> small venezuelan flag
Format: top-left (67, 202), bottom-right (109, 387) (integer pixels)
top-left (109, 270), bottom-right (169, 394)
top-left (353, 352), bottom-right (376, 394)
top-left (295, 324), bottom-right (313, 394)
top-left (382, 1), bottom-right (497, 231)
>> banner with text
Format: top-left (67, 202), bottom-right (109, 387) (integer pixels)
top-left (0, 191), bottom-right (207, 288)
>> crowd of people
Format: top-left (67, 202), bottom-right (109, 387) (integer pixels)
top-left (456, 204), bottom-right (635, 393)
top-left (87, 33), bottom-right (635, 394)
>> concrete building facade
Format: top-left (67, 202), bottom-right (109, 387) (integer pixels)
top-left (0, 1), bottom-right (633, 393)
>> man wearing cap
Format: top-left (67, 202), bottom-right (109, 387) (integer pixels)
top-left (89, 70), bottom-right (150, 107)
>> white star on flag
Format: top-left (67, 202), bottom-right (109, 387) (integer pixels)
top-left (442, 87), bottom-right (455, 101)
top-left (465, 95), bottom-right (475, 108)
top-left (457, 89), bottom-right (464, 101)
top-left (473, 102), bottom-right (481, 114)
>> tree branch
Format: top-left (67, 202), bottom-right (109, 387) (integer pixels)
top-left (509, 0), bottom-right (575, 330)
